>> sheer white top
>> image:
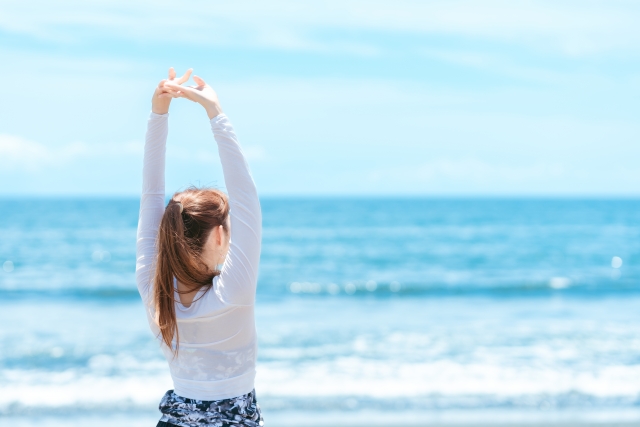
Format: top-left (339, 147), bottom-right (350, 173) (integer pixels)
top-left (136, 112), bottom-right (262, 400)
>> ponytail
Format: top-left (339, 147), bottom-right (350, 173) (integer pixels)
top-left (153, 188), bottom-right (229, 354)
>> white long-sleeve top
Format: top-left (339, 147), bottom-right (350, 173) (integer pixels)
top-left (136, 112), bottom-right (262, 401)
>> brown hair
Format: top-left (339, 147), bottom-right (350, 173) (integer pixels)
top-left (153, 187), bottom-right (230, 354)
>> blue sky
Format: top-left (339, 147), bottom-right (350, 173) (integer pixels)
top-left (0, 0), bottom-right (639, 196)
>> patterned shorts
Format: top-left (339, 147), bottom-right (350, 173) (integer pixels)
top-left (157, 389), bottom-right (264, 427)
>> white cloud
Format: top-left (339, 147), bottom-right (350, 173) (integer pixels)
top-left (420, 49), bottom-right (566, 84)
top-left (367, 158), bottom-right (567, 186)
top-left (0, 135), bottom-right (50, 171)
top-left (360, 158), bottom-right (640, 195)
top-left (0, 55), bottom-right (637, 196)
top-left (0, 134), bottom-right (141, 173)
top-left (0, 1), bottom-right (639, 56)
top-left (242, 146), bottom-right (268, 162)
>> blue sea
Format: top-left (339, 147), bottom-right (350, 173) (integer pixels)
top-left (2, 198), bottom-right (640, 426)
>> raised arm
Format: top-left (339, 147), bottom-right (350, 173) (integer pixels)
top-left (136, 112), bottom-right (167, 303)
top-left (136, 68), bottom-right (192, 304)
top-left (164, 75), bottom-right (262, 305)
top-left (211, 114), bottom-right (262, 305)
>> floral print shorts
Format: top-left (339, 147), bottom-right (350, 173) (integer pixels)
top-left (156, 389), bottom-right (264, 427)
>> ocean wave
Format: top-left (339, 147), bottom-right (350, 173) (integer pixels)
top-left (4, 395), bottom-right (640, 417)
top-left (4, 355), bottom-right (640, 416)
top-left (3, 386), bottom-right (640, 416)
top-left (0, 287), bottom-right (142, 300)
top-left (285, 279), bottom-right (640, 297)
top-left (2, 278), bottom-right (640, 301)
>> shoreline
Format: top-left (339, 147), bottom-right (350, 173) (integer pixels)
top-left (6, 419), bottom-right (640, 427)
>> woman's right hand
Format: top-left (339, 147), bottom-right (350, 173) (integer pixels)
top-left (151, 67), bottom-right (193, 115)
top-left (163, 74), bottom-right (224, 119)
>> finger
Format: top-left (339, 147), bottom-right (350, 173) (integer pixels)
top-left (176, 68), bottom-right (193, 85)
top-left (165, 88), bottom-right (185, 98)
top-left (193, 75), bottom-right (206, 87)
top-left (168, 67), bottom-right (176, 80)
top-left (164, 83), bottom-right (190, 93)
top-left (158, 93), bottom-right (174, 99)
top-left (157, 79), bottom-right (167, 89)
top-left (164, 80), bottom-right (184, 90)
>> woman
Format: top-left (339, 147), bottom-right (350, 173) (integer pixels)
top-left (136, 67), bottom-right (264, 427)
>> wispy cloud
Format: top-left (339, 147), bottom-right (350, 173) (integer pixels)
top-left (1, 1), bottom-right (639, 57)
top-left (367, 158), bottom-right (567, 186)
top-left (0, 134), bottom-right (141, 173)
top-left (420, 49), bottom-right (566, 84)
top-left (0, 135), bottom-right (52, 172)
top-left (0, 1), bottom-right (638, 195)
top-left (360, 158), bottom-right (640, 195)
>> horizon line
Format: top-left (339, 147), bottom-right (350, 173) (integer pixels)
top-left (1, 193), bottom-right (640, 200)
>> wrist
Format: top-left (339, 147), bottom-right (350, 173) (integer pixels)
top-left (203, 101), bottom-right (223, 119)
top-left (152, 102), bottom-right (170, 115)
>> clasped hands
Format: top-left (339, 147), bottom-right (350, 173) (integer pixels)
top-left (151, 67), bottom-right (223, 119)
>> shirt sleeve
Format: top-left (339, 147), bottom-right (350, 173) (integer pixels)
top-left (211, 114), bottom-right (262, 306)
top-left (136, 112), bottom-right (168, 305)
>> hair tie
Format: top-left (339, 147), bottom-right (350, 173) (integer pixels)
top-left (177, 202), bottom-right (184, 214)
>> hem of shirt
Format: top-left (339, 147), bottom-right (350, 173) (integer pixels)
top-left (172, 370), bottom-right (256, 401)
top-left (209, 113), bottom-right (228, 125)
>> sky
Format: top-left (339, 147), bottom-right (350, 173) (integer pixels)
top-left (0, 0), bottom-right (639, 196)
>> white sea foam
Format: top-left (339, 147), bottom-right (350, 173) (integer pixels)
top-left (612, 256), bottom-right (623, 269)
top-left (4, 289), bottom-right (640, 417)
top-left (4, 355), bottom-right (640, 414)
top-left (256, 359), bottom-right (640, 399)
top-left (549, 277), bottom-right (571, 289)
top-left (0, 368), bottom-right (172, 412)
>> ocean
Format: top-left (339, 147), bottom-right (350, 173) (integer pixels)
top-left (1, 198), bottom-right (640, 426)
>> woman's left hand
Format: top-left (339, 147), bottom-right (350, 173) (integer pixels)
top-left (151, 67), bottom-right (193, 115)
